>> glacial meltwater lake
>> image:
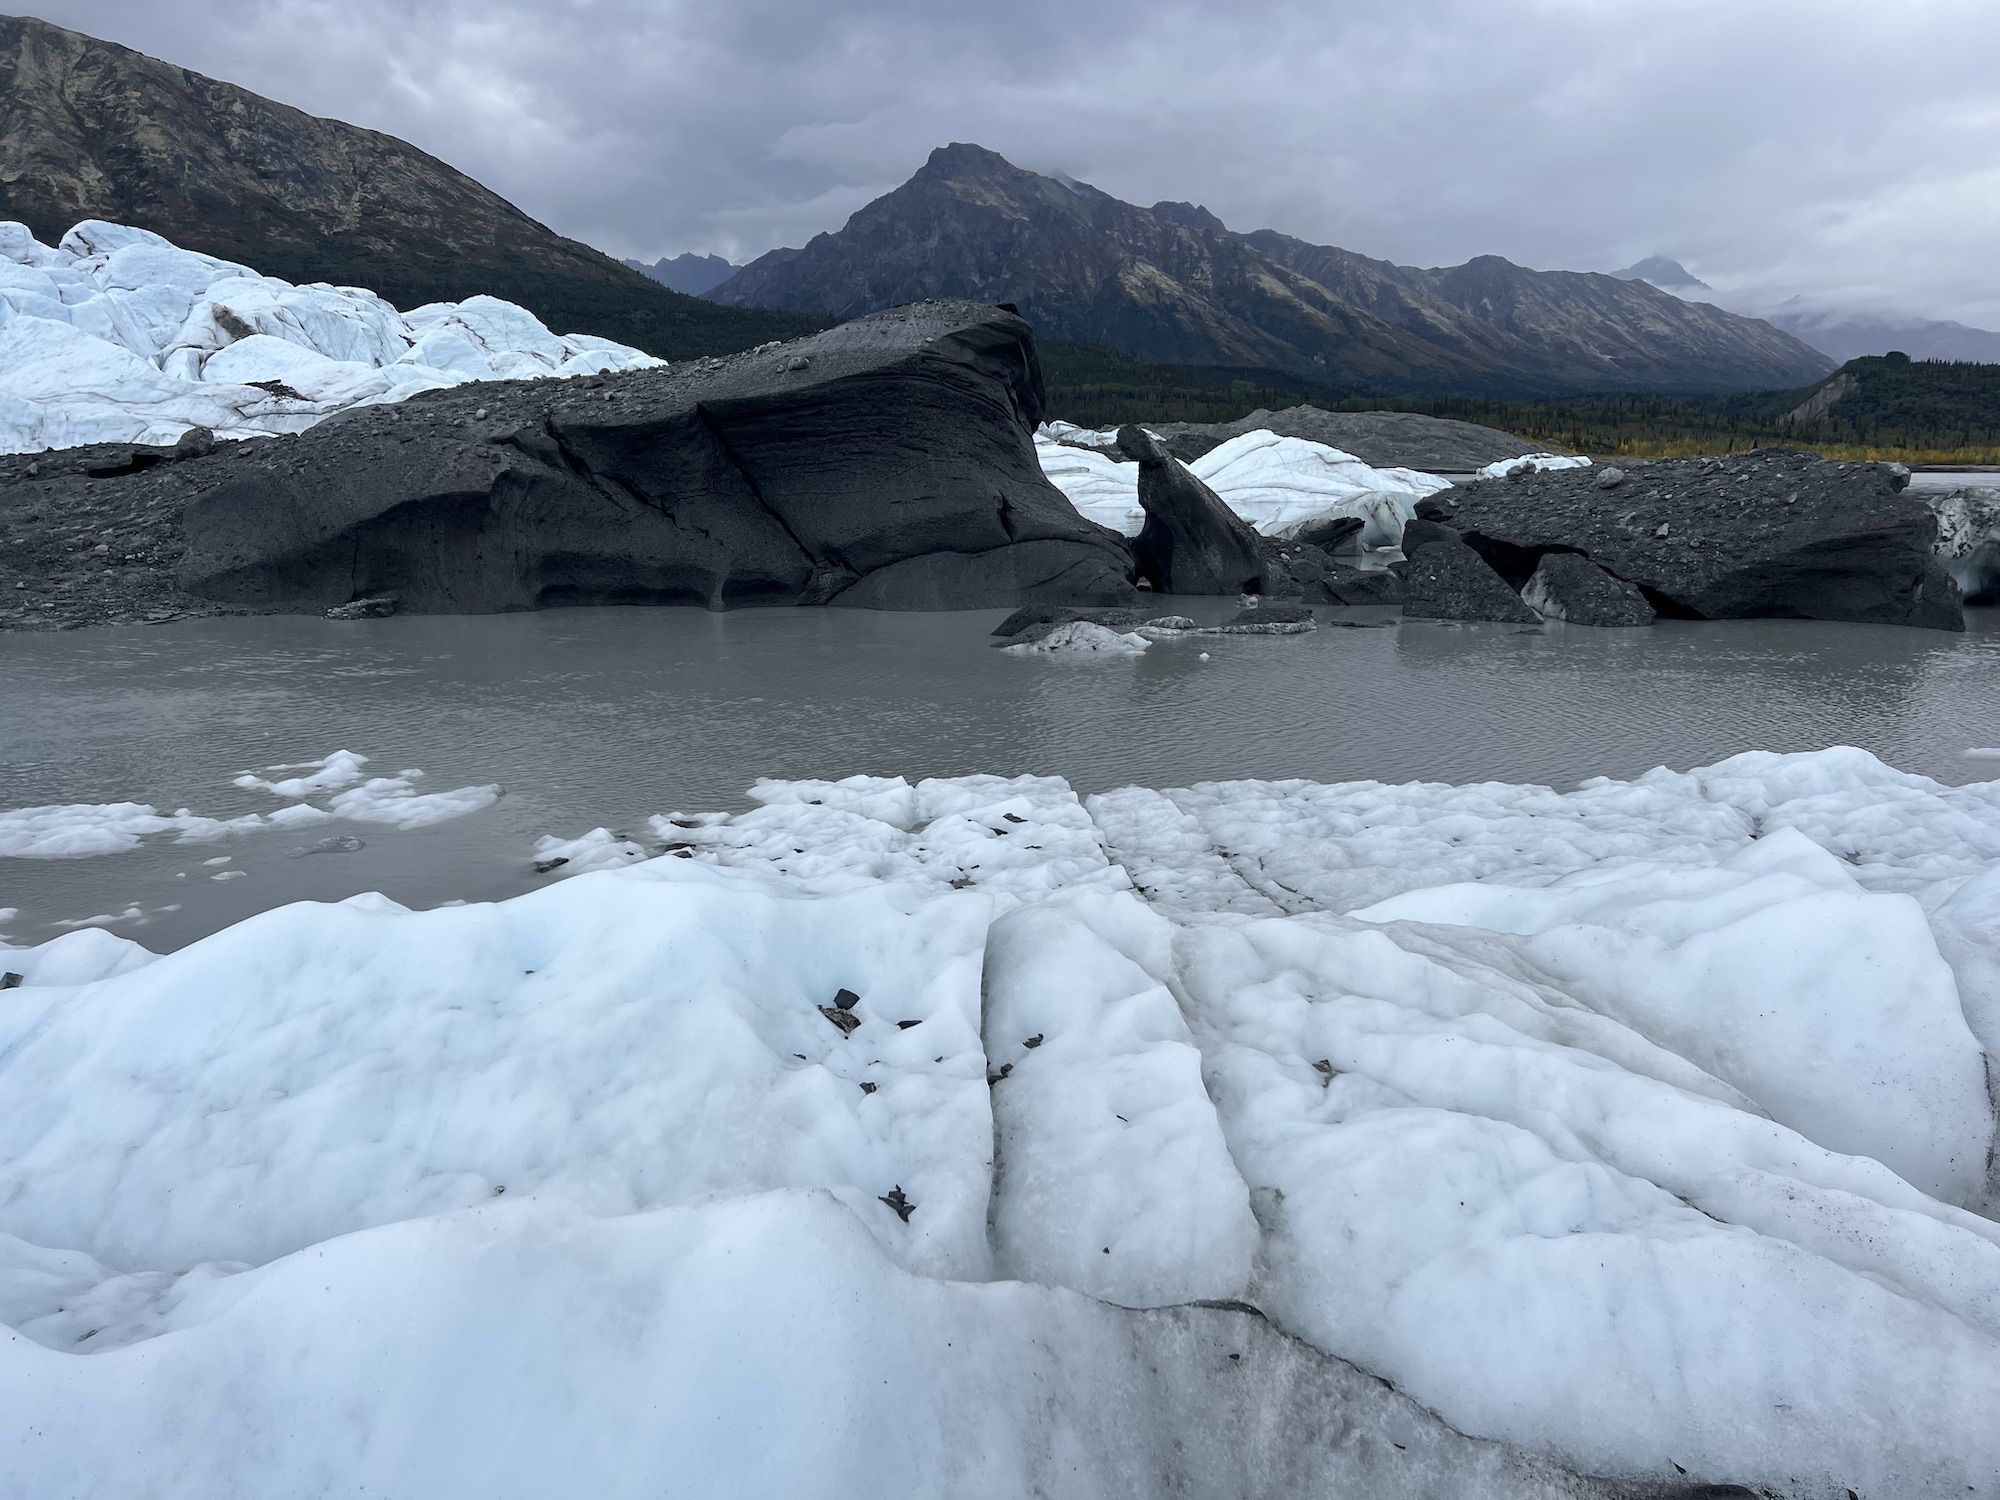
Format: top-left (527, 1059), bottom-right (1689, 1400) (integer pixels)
top-left (5, 599), bottom-right (1999, 951)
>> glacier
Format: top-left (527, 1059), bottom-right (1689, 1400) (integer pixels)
top-left (0, 221), bottom-right (661, 454)
top-left (3, 747), bottom-right (1998, 1496)
top-left (1035, 422), bottom-right (1454, 545)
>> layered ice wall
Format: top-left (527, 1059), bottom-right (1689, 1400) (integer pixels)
top-left (4, 749), bottom-right (2000, 1497)
top-left (1035, 423), bottom-right (1453, 544)
top-left (0, 221), bottom-right (662, 453)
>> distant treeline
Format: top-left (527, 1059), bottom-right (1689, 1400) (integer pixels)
top-left (1039, 345), bottom-right (2000, 465)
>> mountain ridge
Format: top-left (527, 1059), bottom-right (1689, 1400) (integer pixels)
top-left (709, 144), bottom-right (1833, 396)
top-left (0, 14), bottom-right (823, 358)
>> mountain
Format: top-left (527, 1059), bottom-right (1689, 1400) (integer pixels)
top-left (708, 144), bottom-right (1833, 396)
top-left (1614, 257), bottom-right (1712, 294)
top-left (1765, 306), bottom-right (2000, 365)
top-left (0, 15), bottom-right (822, 359)
top-left (624, 253), bottom-right (742, 297)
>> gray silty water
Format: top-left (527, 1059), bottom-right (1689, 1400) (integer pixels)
top-left (4, 601), bottom-right (1998, 951)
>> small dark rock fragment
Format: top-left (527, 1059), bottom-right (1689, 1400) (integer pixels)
top-left (533, 856), bottom-right (570, 874)
top-left (988, 1062), bottom-right (1014, 1084)
top-left (1024, 1033), bottom-right (1044, 1049)
top-left (896, 1019), bottom-right (922, 1029)
top-left (1595, 467), bottom-right (1625, 490)
top-left (859, 1081), bottom-right (877, 1095)
top-left (0, 972), bottom-right (22, 990)
top-left (174, 426), bottom-right (216, 459)
top-left (1002, 812), bottom-right (1026, 823)
top-left (819, 992), bottom-right (863, 1034)
top-left (879, 1185), bottom-right (916, 1222)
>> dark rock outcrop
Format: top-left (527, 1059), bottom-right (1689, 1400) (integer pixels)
top-left (0, 302), bottom-right (1137, 629)
top-left (1521, 554), bottom-right (1655, 626)
top-left (1442, 451), bottom-right (1963, 631)
top-left (1117, 426), bottom-right (1265, 595)
top-left (1399, 538), bottom-right (1541, 624)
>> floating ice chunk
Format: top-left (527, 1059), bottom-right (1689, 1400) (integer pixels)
top-left (1969, 748), bottom-right (2000, 760)
top-left (0, 802), bottom-right (190, 857)
top-left (232, 749), bottom-right (370, 798)
top-left (1002, 620), bottom-right (1149, 655)
top-left (325, 774), bottom-right (501, 829)
top-left (0, 802), bottom-right (263, 858)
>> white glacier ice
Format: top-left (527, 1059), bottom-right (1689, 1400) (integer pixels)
top-left (1000, 619), bottom-right (1151, 655)
top-left (3, 747), bottom-right (1999, 1496)
top-left (0, 220), bottom-right (662, 454)
top-left (1033, 424), bottom-right (1452, 545)
top-left (1477, 452), bottom-right (1594, 479)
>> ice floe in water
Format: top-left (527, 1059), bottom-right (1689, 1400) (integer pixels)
top-left (1034, 423), bottom-right (1451, 545)
top-left (0, 750), bottom-right (500, 858)
top-left (0, 220), bottom-right (662, 454)
top-left (3, 749), bottom-right (1999, 1496)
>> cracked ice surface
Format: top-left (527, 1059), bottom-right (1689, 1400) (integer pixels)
top-left (3, 749), bottom-right (1999, 1497)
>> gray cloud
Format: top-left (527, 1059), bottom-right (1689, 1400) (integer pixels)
top-left (23, 0), bottom-right (2000, 325)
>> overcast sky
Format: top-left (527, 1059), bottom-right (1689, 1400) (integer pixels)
top-left (23, 0), bottom-right (2000, 326)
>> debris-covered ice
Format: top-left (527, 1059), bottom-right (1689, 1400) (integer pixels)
top-left (3, 748), bottom-right (1999, 1496)
top-left (0, 221), bottom-right (662, 453)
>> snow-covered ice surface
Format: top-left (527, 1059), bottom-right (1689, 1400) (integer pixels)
top-left (1034, 424), bottom-right (1451, 544)
top-left (0, 750), bottom-right (500, 863)
top-left (1477, 452), bottom-right (1594, 479)
top-left (4, 749), bottom-right (2000, 1496)
top-left (0, 220), bottom-right (661, 454)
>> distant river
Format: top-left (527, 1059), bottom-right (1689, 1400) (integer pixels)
top-left (4, 601), bottom-right (1998, 950)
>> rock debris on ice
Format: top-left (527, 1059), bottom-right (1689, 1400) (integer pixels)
top-left (4, 748), bottom-right (2000, 1497)
top-left (0, 221), bottom-right (661, 454)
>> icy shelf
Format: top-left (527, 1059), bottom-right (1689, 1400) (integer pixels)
top-left (3, 747), bottom-right (1998, 1498)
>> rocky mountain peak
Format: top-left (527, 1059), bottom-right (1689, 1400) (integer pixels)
top-left (711, 145), bottom-right (1832, 395)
